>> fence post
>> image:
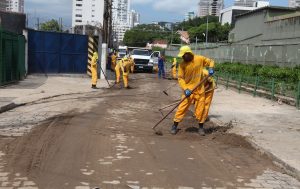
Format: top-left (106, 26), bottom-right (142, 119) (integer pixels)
top-left (271, 78), bottom-right (275, 101)
top-left (253, 76), bottom-right (259, 97)
top-left (297, 80), bottom-right (300, 110)
top-left (215, 75), bottom-right (219, 86)
top-left (226, 73), bottom-right (230, 89)
top-left (238, 74), bottom-right (243, 93)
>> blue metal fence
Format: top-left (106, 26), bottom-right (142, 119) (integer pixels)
top-left (28, 30), bottom-right (88, 74)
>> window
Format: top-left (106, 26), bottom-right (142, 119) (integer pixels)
top-left (76, 14), bottom-right (82, 17)
top-left (75, 20), bottom-right (82, 23)
top-left (76, 4), bottom-right (82, 7)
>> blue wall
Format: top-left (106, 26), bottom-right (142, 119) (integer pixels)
top-left (28, 30), bottom-right (88, 74)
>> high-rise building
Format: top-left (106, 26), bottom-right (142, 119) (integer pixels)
top-left (234, 0), bottom-right (269, 7)
top-left (112, 0), bottom-right (133, 42)
top-left (72, 0), bottom-right (105, 28)
top-left (289, 0), bottom-right (300, 7)
top-left (198, 0), bottom-right (224, 17)
top-left (185, 12), bottom-right (195, 21)
top-left (6, 0), bottom-right (24, 13)
top-left (129, 10), bottom-right (140, 28)
top-left (0, 0), bottom-right (7, 11)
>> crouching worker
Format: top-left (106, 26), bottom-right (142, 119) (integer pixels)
top-left (171, 46), bottom-right (214, 136)
top-left (115, 56), bottom-right (134, 89)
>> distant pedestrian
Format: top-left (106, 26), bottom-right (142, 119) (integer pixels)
top-left (158, 55), bottom-right (165, 79)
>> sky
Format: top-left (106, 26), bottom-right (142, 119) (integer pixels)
top-left (25, 0), bottom-right (288, 28)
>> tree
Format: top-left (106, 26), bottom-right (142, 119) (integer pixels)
top-left (40, 19), bottom-right (61, 32)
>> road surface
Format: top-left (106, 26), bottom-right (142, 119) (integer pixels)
top-left (0, 74), bottom-right (298, 189)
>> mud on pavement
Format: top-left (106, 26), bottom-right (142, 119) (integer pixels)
top-left (0, 74), bottom-right (298, 189)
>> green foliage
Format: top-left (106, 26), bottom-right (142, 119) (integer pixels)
top-left (40, 19), bottom-right (61, 32)
top-left (123, 24), bottom-right (180, 47)
top-left (123, 16), bottom-right (228, 46)
top-left (188, 22), bottom-right (231, 42)
top-left (215, 62), bottom-right (300, 85)
top-left (174, 16), bottom-right (219, 31)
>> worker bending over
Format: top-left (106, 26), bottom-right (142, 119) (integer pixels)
top-left (171, 57), bottom-right (178, 79)
top-left (115, 56), bottom-right (134, 89)
top-left (171, 46), bottom-right (214, 136)
top-left (91, 52), bottom-right (98, 89)
top-left (111, 52), bottom-right (117, 71)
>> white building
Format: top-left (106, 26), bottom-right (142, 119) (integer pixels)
top-left (112, 0), bottom-right (133, 42)
top-left (185, 11), bottom-right (195, 21)
top-left (72, 0), bottom-right (105, 28)
top-left (234, 0), bottom-right (269, 7)
top-left (220, 1), bottom-right (269, 25)
top-left (289, 0), bottom-right (300, 7)
top-left (198, 0), bottom-right (224, 17)
top-left (129, 10), bottom-right (140, 28)
top-left (6, 0), bottom-right (24, 13)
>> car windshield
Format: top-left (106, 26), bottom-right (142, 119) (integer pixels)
top-left (119, 49), bottom-right (127, 54)
top-left (133, 50), bottom-right (150, 56)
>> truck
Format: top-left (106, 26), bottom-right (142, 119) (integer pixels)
top-left (118, 46), bottom-right (128, 60)
top-left (131, 49), bottom-right (160, 73)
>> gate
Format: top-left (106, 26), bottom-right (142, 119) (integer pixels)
top-left (0, 29), bottom-right (25, 85)
top-left (28, 30), bottom-right (88, 74)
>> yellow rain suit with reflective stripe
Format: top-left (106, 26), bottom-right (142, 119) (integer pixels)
top-left (91, 52), bottom-right (98, 86)
top-left (172, 58), bottom-right (177, 79)
top-left (174, 55), bottom-right (214, 123)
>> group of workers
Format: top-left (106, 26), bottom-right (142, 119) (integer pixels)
top-left (91, 46), bottom-right (216, 136)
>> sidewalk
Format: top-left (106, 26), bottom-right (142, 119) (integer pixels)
top-left (0, 75), bottom-right (110, 113)
top-left (210, 86), bottom-right (300, 180)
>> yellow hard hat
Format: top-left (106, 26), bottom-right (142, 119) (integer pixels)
top-left (177, 46), bottom-right (193, 57)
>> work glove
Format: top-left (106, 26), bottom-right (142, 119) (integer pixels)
top-left (184, 89), bottom-right (192, 97)
top-left (208, 68), bottom-right (214, 76)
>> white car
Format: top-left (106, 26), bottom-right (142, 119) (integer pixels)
top-left (131, 49), bottom-right (160, 73)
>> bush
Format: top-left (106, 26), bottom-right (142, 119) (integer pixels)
top-left (215, 62), bottom-right (300, 85)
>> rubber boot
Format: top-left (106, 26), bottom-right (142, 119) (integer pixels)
top-left (91, 85), bottom-right (97, 89)
top-left (171, 125), bottom-right (178, 135)
top-left (198, 123), bottom-right (205, 136)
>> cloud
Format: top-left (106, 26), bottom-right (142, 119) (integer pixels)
top-left (152, 0), bottom-right (198, 14)
top-left (132, 0), bottom-right (198, 14)
top-left (131, 0), bottom-right (152, 4)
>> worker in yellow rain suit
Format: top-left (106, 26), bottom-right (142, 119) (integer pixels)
top-left (115, 59), bottom-right (122, 84)
top-left (202, 69), bottom-right (216, 122)
top-left (128, 56), bottom-right (135, 73)
top-left (111, 52), bottom-right (117, 71)
top-left (171, 57), bottom-right (178, 79)
top-left (91, 52), bottom-right (98, 89)
top-left (115, 56), bottom-right (134, 89)
top-left (122, 56), bottom-right (134, 89)
top-left (171, 46), bottom-right (215, 136)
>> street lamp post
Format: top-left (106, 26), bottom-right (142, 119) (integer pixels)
top-left (206, 15), bottom-right (208, 47)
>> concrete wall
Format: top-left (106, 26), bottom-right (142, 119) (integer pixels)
top-left (166, 10), bottom-right (300, 67)
top-left (0, 11), bottom-right (25, 34)
top-left (166, 43), bottom-right (300, 67)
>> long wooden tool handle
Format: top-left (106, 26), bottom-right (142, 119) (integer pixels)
top-left (159, 86), bottom-right (216, 111)
top-left (153, 75), bottom-right (211, 130)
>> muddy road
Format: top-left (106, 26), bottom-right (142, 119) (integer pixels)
top-left (0, 74), bottom-right (291, 189)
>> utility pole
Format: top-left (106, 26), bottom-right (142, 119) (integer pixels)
top-left (205, 15), bottom-right (208, 47)
top-left (195, 36), bottom-right (198, 50)
top-left (170, 25), bottom-right (173, 46)
top-left (37, 18), bottom-right (40, 30)
top-left (60, 17), bottom-right (63, 32)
